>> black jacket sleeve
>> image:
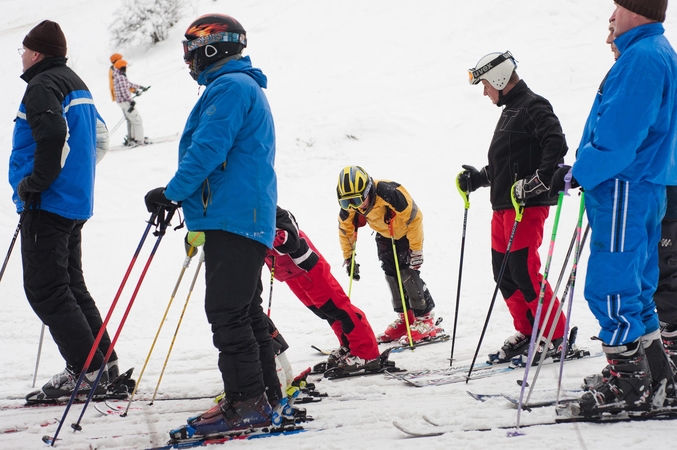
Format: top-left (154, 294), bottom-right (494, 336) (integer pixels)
top-left (23, 83), bottom-right (67, 193)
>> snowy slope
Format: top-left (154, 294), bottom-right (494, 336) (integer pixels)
top-left (1, 1), bottom-right (676, 449)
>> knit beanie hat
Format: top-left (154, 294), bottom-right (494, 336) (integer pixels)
top-left (23, 20), bottom-right (67, 56)
top-left (110, 53), bottom-right (123, 64)
top-left (615, 0), bottom-right (668, 23)
top-left (114, 59), bottom-right (127, 70)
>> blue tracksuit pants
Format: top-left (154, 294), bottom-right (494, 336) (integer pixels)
top-left (584, 179), bottom-right (665, 345)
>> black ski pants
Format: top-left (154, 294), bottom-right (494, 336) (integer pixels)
top-left (203, 230), bottom-right (281, 403)
top-left (21, 210), bottom-right (115, 374)
top-left (375, 233), bottom-right (435, 316)
top-left (656, 186), bottom-right (677, 325)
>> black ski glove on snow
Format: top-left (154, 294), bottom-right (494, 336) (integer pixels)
top-left (144, 187), bottom-right (179, 213)
top-left (457, 165), bottom-right (490, 193)
top-left (343, 258), bottom-right (360, 281)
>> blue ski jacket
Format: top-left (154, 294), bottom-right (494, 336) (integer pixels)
top-left (573, 23), bottom-right (677, 190)
top-left (164, 56), bottom-right (277, 247)
top-left (9, 57), bottom-right (105, 220)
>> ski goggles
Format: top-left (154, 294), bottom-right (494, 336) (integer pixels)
top-left (338, 180), bottom-right (372, 211)
top-left (339, 195), bottom-right (367, 210)
top-left (182, 32), bottom-right (247, 60)
top-left (468, 51), bottom-right (513, 85)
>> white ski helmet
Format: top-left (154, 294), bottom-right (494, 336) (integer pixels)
top-left (468, 51), bottom-right (517, 90)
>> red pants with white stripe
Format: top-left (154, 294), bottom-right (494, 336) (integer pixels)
top-left (491, 206), bottom-right (566, 339)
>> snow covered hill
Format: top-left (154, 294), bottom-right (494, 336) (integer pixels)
top-left (1, 1), bottom-right (676, 449)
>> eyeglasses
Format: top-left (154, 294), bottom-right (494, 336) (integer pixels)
top-left (18, 48), bottom-right (26, 56)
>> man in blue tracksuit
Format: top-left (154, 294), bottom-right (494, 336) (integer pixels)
top-left (10, 20), bottom-right (116, 401)
top-left (565, 1), bottom-right (677, 414)
top-left (144, 14), bottom-right (278, 437)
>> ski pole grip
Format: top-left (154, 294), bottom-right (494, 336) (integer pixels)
top-left (455, 172), bottom-right (470, 209)
top-left (510, 182), bottom-right (524, 223)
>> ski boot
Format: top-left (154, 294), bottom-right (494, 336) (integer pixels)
top-left (578, 340), bottom-right (652, 416)
top-left (487, 331), bottom-right (530, 364)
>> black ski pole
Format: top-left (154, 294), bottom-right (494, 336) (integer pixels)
top-left (0, 205), bottom-right (29, 284)
top-left (466, 190), bottom-right (524, 383)
top-left (450, 173), bottom-right (470, 365)
top-left (267, 256), bottom-right (275, 317)
top-left (71, 207), bottom-right (176, 432)
top-left (46, 211), bottom-right (159, 446)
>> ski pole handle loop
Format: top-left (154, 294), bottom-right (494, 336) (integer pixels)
top-left (455, 171), bottom-right (470, 209)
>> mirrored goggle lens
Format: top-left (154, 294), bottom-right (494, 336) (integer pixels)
top-left (339, 196), bottom-right (364, 210)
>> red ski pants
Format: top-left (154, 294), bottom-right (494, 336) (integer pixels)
top-left (491, 206), bottom-right (566, 339)
top-left (286, 256), bottom-right (380, 360)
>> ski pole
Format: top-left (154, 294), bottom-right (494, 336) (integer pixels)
top-left (523, 223), bottom-right (583, 401)
top-left (450, 172), bottom-right (470, 365)
top-left (512, 191), bottom-right (565, 434)
top-left (387, 209), bottom-right (414, 348)
top-left (526, 222), bottom-right (590, 402)
top-left (267, 256), bottom-right (275, 317)
top-left (71, 207), bottom-right (176, 432)
top-left (556, 193), bottom-right (587, 404)
top-left (47, 211), bottom-right (159, 446)
top-left (0, 204), bottom-right (29, 284)
top-left (121, 251), bottom-right (194, 417)
top-left (32, 324), bottom-right (46, 388)
top-left (109, 116), bottom-right (125, 136)
top-left (466, 185), bottom-right (524, 382)
top-left (347, 214), bottom-right (361, 298)
top-left (150, 250), bottom-right (205, 405)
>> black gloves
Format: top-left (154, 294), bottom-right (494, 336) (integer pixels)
top-left (457, 165), bottom-right (490, 193)
top-left (17, 177), bottom-right (37, 202)
top-left (144, 187), bottom-right (179, 213)
top-left (128, 101), bottom-right (136, 113)
top-left (513, 171), bottom-right (548, 203)
top-left (344, 258), bottom-right (360, 281)
top-left (549, 165), bottom-right (580, 199)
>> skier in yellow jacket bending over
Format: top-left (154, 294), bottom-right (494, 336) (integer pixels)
top-left (336, 165), bottom-right (441, 344)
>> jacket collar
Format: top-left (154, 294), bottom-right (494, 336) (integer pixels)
top-left (21, 56), bottom-right (67, 83)
top-left (197, 55), bottom-right (268, 89)
top-left (614, 22), bottom-right (664, 54)
top-left (497, 79), bottom-right (528, 107)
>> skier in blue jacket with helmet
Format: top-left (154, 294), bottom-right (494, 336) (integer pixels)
top-left (144, 14), bottom-right (279, 439)
top-left (551, 0), bottom-right (677, 415)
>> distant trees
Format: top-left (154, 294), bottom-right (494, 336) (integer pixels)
top-left (110, 0), bottom-right (187, 47)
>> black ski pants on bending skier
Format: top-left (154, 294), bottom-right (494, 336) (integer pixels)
top-left (203, 230), bottom-right (281, 403)
top-left (21, 210), bottom-right (115, 373)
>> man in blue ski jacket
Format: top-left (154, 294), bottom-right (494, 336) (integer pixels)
top-left (144, 14), bottom-right (279, 438)
top-left (556, 0), bottom-right (677, 415)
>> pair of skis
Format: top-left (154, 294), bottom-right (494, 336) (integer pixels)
top-left (393, 406), bottom-right (677, 438)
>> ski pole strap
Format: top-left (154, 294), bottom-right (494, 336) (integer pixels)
top-left (455, 172), bottom-right (470, 209)
top-left (510, 181), bottom-right (525, 222)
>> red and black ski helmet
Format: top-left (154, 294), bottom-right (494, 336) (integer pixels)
top-left (182, 14), bottom-right (247, 80)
